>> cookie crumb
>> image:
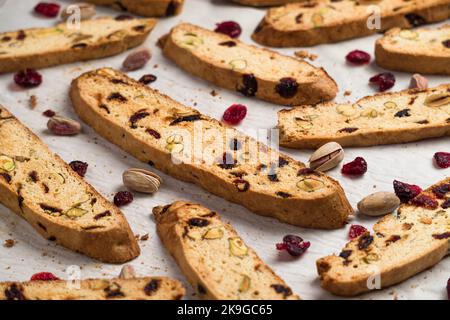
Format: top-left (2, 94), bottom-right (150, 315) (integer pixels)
top-left (29, 95), bottom-right (38, 109)
top-left (210, 90), bottom-right (218, 97)
top-left (294, 50), bottom-right (318, 61)
top-left (140, 233), bottom-right (149, 241)
top-left (3, 239), bottom-right (16, 248)
top-left (344, 90), bottom-right (352, 96)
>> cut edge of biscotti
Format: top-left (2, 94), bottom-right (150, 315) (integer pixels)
top-left (160, 22), bottom-right (338, 106)
top-left (0, 17), bottom-right (156, 73)
top-left (84, 0), bottom-right (184, 17)
top-left (278, 84), bottom-right (450, 149)
top-left (0, 106), bottom-right (140, 263)
top-left (153, 200), bottom-right (300, 300)
top-left (0, 277), bottom-right (185, 300)
top-left (375, 25), bottom-right (450, 75)
top-left (316, 178), bottom-right (450, 296)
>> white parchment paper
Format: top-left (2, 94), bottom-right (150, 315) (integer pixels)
top-left (0, 0), bottom-right (448, 300)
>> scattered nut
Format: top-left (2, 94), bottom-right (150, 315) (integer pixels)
top-left (294, 50), bottom-right (317, 61)
top-left (229, 237), bottom-right (248, 258)
top-left (357, 192), bottom-right (400, 217)
top-left (203, 228), bottom-right (224, 240)
top-left (122, 168), bottom-right (162, 194)
top-left (409, 74), bottom-right (428, 90)
top-left (47, 116), bottom-right (81, 136)
top-left (424, 92), bottom-right (450, 107)
top-left (29, 95), bottom-right (38, 109)
top-left (308, 142), bottom-right (344, 172)
top-left (61, 3), bottom-right (96, 21)
top-left (122, 48), bottom-right (151, 72)
top-left (118, 265), bottom-right (137, 279)
top-left (3, 239), bottom-right (16, 248)
top-left (296, 178), bottom-right (324, 192)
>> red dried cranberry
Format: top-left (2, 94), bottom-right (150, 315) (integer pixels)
top-left (346, 50), bottom-right (371, 65)
top-left (30, 272), bottom-right (59, 281)
top-left (139, 74), bottom-right (157, 85)
top-left (369, 72), bottom-right (395, 92)
top-left (447, 278), bottom-right (450, 300)
top-left (341, 157), bottom-right (367, 176)
top-left (393, 180), bottom-right (422, 203)
top-left (434, 152), bottom-right (450, 168)
top-left (276, 234), bottom-right (310, 257)
top-left (275, 77), bottom-right (299, 98)
top-left (410, 194), bottom-right (438, 210)
top-left (222, 104), bottom-right (247, 125)
top-left (34, 2), bottom-right (60, 18)
top-left (443, 40), bottom-right (450, 48)
top-left (42, 109), bottom-right (55, 117)
top-left (14, 69), bottom-right (42, 88)
top-left (349, 225), bottom-right (367, 240)
top-left (69, 161), bottom-right (88, 177)
top-left (114, 191), bottom-right (134, 207)
top-left (214, 21), bottom-right (242, 38)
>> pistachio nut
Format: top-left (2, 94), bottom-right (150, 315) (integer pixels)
top-left (118, 265), bottom-right (137, 279)
top-left (297, 178), bottom-right (324, 192)
top-left (203, 227), bottom-right (224, 240)
top-left (180, 33), bottom-right (203, 48)
top-left (383, 101), bottom-right (397, 109)
top-left (61, 3), bottom-right (96, 21)
top-left (409, 74), bottom-right (428, 90)
top-left (65, 207), bottom-right (88, 218)
top-left (122, 168), bottom-right (162, 194)
top-left (229, 237), bottom-right (248, 258)
top-left (336, 104), bottom-right (358, 117)
top-left (357, 192), bottom-right (400, 217)
top-left (187, 229), bottom-right (202, 240)
top-left (47, 116), bottom-right (81, 136)
top-left (0, 155), bottom-right (15, 172)
top-left (308, 142), bottom-right (344, 172)
top-left (424, 92), bottom-right (450, 107)
top-left (229, 59), bottom-right (247, 71)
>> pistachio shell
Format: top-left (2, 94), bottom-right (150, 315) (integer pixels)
top-left (308, 142), bottom-right (344, 172)
top-left (357, 192), bottom-right (400, 217)
top-left (123, 168), bottom-right (162, 194)
top-left (229, 237), bottom-right (248, 258)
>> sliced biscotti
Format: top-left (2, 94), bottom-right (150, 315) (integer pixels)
top-left (84, 0), bottom-right (184, 17)
top-left (232, 0), bottom-right (304, 6)
top-left (0, 277), bottom-right (184, 300)
top-left (160, 23), bottom-right (337, 106)
top-left (0, 17), bottom-right (156, 73)
top-left (70, 68), bottom-right (353, 229)
top-left (154, 201), bottom-right (300, 300)
top-left (278, 85), bottom-right (450, 149)
top-left (252, 0), bottom-right (450, 47)
top-left (375, 25), bottom-right (450, 75)
top-left (317, 178), bottom-right (450, 296)
top-left (0, 106), bottom-right (139, 263)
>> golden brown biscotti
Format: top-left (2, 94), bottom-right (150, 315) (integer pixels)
top-left (252, 0), bottom-right (450, 47)
top-left (375, 25), bottom-right (450, 75)
top-left (83, 0), bottom-right (184, 17)
top-left (0, 277), bottom-right (184, 300)
top-left (0, 106), bottom-right (139, 263)
top-left (278, 85), bottom-right (450, 149)
top-left (231, 0), bottom-right (304, 6)
top-left (160, 23), bottom-right (337, 106)
top-left (317, 178), bottom-right (450, 296)
top-left (70, 68), bottom-right (353, 229)
top-left (154, 201), bottom-right (300, 300)
top-left (0, 17), bottom-right (156, 73)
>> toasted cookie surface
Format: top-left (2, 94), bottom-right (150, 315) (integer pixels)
top-left (84, 0), bottom-right (184, 17)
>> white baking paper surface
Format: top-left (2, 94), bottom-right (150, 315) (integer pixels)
top-left (0, 0), bottom-right (448, 300)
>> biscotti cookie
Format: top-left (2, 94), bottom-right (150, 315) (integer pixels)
top-left (317, 178), bottom-right (450, 296)
top-left (278, 85), bottom-right (450, 149)
top-left (0, 106), bottom-right (139, 263)
top-left (252, 0), bottom-right (450, 47)
top-left (375, 25), bottom-right (450, 75)
top-left (0, 17), bottom-right (156, 73)
top-left (154, 201), bottom-right (300, 300)
top-left (160, 23), bottom-right (337, 106)
top-left (70, 68), bottom-right (353, 229)
top-left (0, 277), bottom-right (184, 300)
top-left (84, 0), bottom-right (184, 17)
top-left (232, 0), bottom-right (303, 6)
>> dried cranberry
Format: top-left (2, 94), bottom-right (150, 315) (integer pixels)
top-left (237, 74), bottom-right (258, 97)
top-left (276, 235), bottom-right (310, 257)
top-left (14, 69), bottom-right (42, 88)
top-left (69, 161), bottom-right (88, 177)
top-left (222, 104), bottom-right (247, 125)
top-left (42, 109), bottom-right (55, 117)
top-left (405, 14), bottom-right (426, 27)
top-left (349, 225), bottom-right (367, 240)
top-left (114, 191), bottom-right (134, 207)
top-left (432, 184), bottom-right (450, 198)
top-left (275, 77), bottom-right (299, 98)
top-left (346, 50), bottom-right (371, 65)
top-left (410, 194), bottom-right (438, 210)
top-left (115, 15), bottom-right (134, 21)
top-left (139, 74), bottom-right (157, 85)
top-left (443, 40), bottom-right (450, 48)
top-left (214, 21), bottom-right (242, 38)
top-left (393, 180), bottom-right (422, 203)
top-left (341, 157), bottom-right (367, 176)
top-left (447, 278), bottom-right (450, 300)
top-left (434, 152), bottom-right (450, 169)
top-left (30, 272), bottom-right (59, 281)
top-left (34, 2), bottom-right (60, 18)
top-left (369, 72), bottom-right (395, 92)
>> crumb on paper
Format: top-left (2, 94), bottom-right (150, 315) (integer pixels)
top-left (294, 50), bottom-right (318, 61)
top-left (3, 239), bottom-right (16, 248)
top-left (140, 234), bottom-right (149, 241)
top-left (29, 95), bottom-right (38, 109)
top-left (344, 90), bottom-right (352, 96)
top-left (210, 90), bottom-right (218, 97)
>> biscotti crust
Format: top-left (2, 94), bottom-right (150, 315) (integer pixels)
top-left (161, 23), bottom-right (337, 106)
top-left (84, 0), bottom-right (184, 17)
top-left (154, 201), bottom-right (300, 300)
top-left (278, 85), bottom-right (450, 149)
top-left (316, 178), bottom-right (450, 296)
top-left (0, 277), bottom-right (185, 300)
top-left (0, 17), bottom-right (156, 73)
top-left (375, 25), bottom-right (450, 75)
top-left (252, 0), bottom-right (450, 47)
top-left (0, 106), bottom-right (139, 263)
top-left (70, 68), bottom-right (353, 229)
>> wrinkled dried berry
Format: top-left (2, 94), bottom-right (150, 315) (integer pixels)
top-left (434, 152), bottom-right (450, 168)
top-left (275, 77), bottom-right (299, 99)
top-left (433, 232), bottom-right (450, 240)
top-left (432, 184), bottom-right (450, 198)
top-left (339, 250), bottom-right (352, 260)
top-left (411, 194), bottom-right (438, 209)
top-left (107, 92), bottom-right (127, 102)
top-left (219, 41), bottom-right (236, 47)
top-left (214, 21), bottom-right (242, 38)
top-left (188, 218), bottom-right (209, 227)
top-left (338, 127), bottom-right (359, 133)
top-left (358, 234), bottom-right (373, 250)
top-left (69, 161), bottom-right (88, 177)
top-left (349, 225), bottom-right (367, 240)
top-left (276, 234), bottom-right (310, 257)
top-left (114, 191), bottom-right (134, 207)
top-left (42, 109), bottom-right (55, 117)
top-left (30, 272), bottom-right (59, 281)
top-left (393, 180), bottom-right (422, 203)
top-left (405, 14), bottom-right (426, 27)
top-left (394, 108), bottom-right (411, 118)
top-left (130, 111), bottom-right (149, 128)
top-left (443, 40), bottom-right (450, 48)
top-left (369, 72), bottom-right (395, 92)
top-left (139, 74), bottom-right (157, 85)
top-left (94, 211), bottom-right (111, 220)
top-left (442, 199), bottom-right (450, 209)
top-left (34, 2), bottom-right (60, 18)
top-left (5, 284), bottom-right (26, 300)
top-left (14, 69), bottom-right (42, 88)
top-left (146, 128), bottom-right (161, 139)
top-left (341, 157), bottom-right (367, 176)
top-left (170, 114), bottom-right (202, 126)
top-left (346, 50), bottom-right (371, 65)
top-left (237, 74), bottom-right (257, 97)
top-left (144, 279), bottom-right (161, 295)
top-left (222, 104), bottom-right (247, 125)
